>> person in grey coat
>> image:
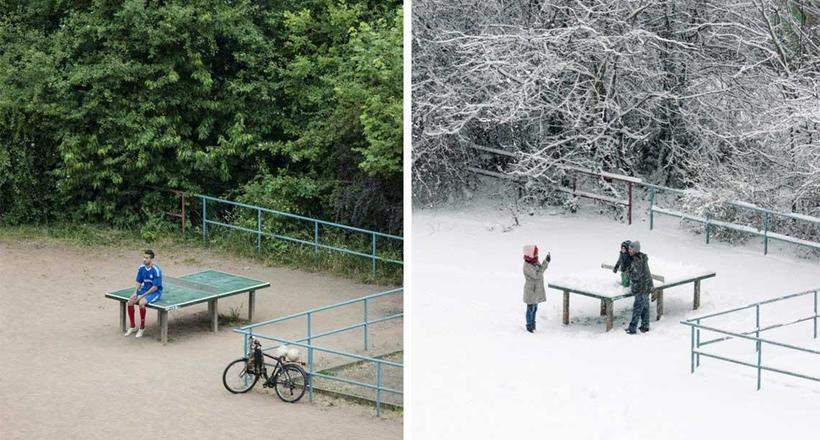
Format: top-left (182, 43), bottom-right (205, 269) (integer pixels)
top-left (523, 245), bottom-right (550, 333)
top-left (625, 240), bottom-right (654, 334)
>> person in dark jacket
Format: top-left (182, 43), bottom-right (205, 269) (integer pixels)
top-left (612, 240), bottom-right (633, 287)
top-left (625, 240), bottom-right (654, 334)
top-left (522, 245), bottom-right (550, 333)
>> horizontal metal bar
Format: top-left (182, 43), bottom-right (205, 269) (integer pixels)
top-left (205, 221), bottom-right (403, 264)
top-left (204, 219), bottom-right (258, 235)
top-left (685, 289), bottom-right (820, 322)
top-left (232, 331), bottom-right (403, 367)
top-left (467, 144), bottom-right (518, 158)
top-left (694, 350), bottom-right (820, 382)
top-left (652, 207), bottom-right (820, 250)
top-left (297, 322), bottom-right (367, 342)
top-left (639, 182), bottom-right (687, 195)
top-left (366, 314), bottom-right (404, 326)
top-left (681, 322), bottom-right (820, 354)
top-left (552, 186), bottom-right (629, 206)
top-left (699, 315), bottom-right (819, 346)
top-left (240, 289), bottom-right (403, 330)
top-left (196, 194), bottom-right (403, 240)
top-left (558, 165), bottom-right (644, 184)
top-left (311, 373), bottom-right (402, 395)
top-left (468, 166), bottom-right (526, 182)
top-left (289, 314), bottom-right (401, 343)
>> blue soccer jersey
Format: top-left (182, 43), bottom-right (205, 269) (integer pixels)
top-left (136, 265), bottom-right (163, 302)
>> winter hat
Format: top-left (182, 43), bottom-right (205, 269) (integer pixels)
top-left (523, 245), bottom-right (539, 258)
top-left (629, 240), bottom-right (641, 252)
top-left (621, 240), bottom-right (631, 249)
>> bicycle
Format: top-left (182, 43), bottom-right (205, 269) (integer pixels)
top-left (222, 336), bottom-right (309, 403)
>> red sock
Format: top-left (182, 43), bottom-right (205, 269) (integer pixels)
top-left (127, 304), bottom-right (135, 328)
top-left (139, 307), bottom-right (147, 329)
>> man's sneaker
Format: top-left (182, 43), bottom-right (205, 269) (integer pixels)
top-left (124, 327), bottom-right (136, 336)
top-left (135, 329), bottom-right (144, 338)
top-left (624, 328), bottom-right (637, 335)
top-left (640, 327), bottom-right (650, 333)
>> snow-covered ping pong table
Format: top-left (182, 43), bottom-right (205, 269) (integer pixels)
top-left (547, 261), bottom-right (715, 331)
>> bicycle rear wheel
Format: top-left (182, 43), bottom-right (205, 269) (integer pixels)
top-left (223, 358), bottom-right (259, 394)
top-left (273, 364), bottom-right (308, 403)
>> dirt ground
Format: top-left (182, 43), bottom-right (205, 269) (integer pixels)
top-left (0, 237), bottom-right (402, 440)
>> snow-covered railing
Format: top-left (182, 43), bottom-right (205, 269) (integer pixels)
top-left (465, 150), bottom-right (819, 253)
top-left (647, 186), bottom-right (820, 255)
top-left (466, 145), bottom-right (638, 224)
top-left (681, 288), bottom-right (819, 390)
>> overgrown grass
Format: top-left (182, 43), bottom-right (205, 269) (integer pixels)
top-left (219, 306), bottom-right (248, 327)
top-left (0, 220), bottom-right (403, 286)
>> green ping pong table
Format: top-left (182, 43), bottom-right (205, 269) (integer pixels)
top-left (105, 270), bottom-right (270, 344)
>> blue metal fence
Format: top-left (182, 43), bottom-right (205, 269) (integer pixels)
top-left (681, 288), bottom-right (819, 390)
top-left (233, 288), bottom-right (403, 415)
top-left (197, 194), bottom-right (403, 274)
top-left (646, 184), bottom-right (820, 255)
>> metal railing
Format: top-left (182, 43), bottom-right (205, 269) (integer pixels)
top-left (197, 194), bottom-right (403, 274)
top-left (647, 184), bottom-right (820, 255)
top-left (464, 156), bottom-right (820, 254)
top-left (233, 288), bottom-right (403, 415)
top-left (466, 145), bottom-right (638, 224)
top-left (681, 288), bottom-right (819, 390)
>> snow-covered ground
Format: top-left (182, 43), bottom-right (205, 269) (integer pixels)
top-left (411, 201), bottom-right (820, 440)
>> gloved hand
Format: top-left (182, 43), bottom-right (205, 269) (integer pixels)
top-left (545, 252), bottom-right (551, 263)
top-left (613, 267), bottom-right (617, 273)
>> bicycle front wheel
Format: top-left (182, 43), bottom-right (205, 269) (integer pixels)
top-left (273, 364), bottom-right (308, 403)
top-left (223, 358), bottom-right (259, 394)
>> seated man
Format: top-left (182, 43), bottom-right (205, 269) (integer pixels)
top-left (125, 249), bottom-right (164, 338)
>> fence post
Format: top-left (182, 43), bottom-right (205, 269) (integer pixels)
top-left (756, 342), bottom-right (763, 390)
top-left (202, 197), bottom-right (208, 243)
top-left (705, 215), bottom-right (711, 244)
top-left (375, 362), bottom-right (382, 417)
top-left (244, 330), bottom-right (252, 387)
top-left (314, 221), bottom-right (319, 255)
top-left (627, 182), bottom-right (633, 225)
top-left (256, 208), bottom-right (262, 254)
top-left (648, 187), bottom-right (655, 230)
top-left (690, 325), bottom-right (696, 373)
top-left (814, 290), bottom-right (817, 339)
top-left (755, 304), bottom-right (761, 352)
top-left (364, 298), bottom-right (369, 351)
top-left (372, 234), bottom-right (377, 275)
top-left (763, 212), bottom-right (769, 255)
top-left (307, 312), bottom-right (313, 401)
top-left (181, 192), bottom-right (186, 237)
top-left (695, 319), bottom-right (701, 367)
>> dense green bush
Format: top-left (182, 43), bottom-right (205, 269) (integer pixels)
top-left (0, 0), bottom-right (402, 236)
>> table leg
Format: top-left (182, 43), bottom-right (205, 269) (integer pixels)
top-left (605, 299), bottom-right (614, 332)
top-left (694, 281), bottom-right (701, 310)
top-left (208, 299), bottom-right (218, 332)
top-left (248, 290), bottom-right (255, 322)
top-left (160, 310), bottom-right (168, 344)
top-left (563, 291), bottom-right (570, 325)
top-left (656, 290), bottom-right (664, 321)
top-left (600, 299), bottom-right (606, 316)
top-left (119, 301), bottom-right (126, 332)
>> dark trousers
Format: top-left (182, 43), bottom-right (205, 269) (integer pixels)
top-left (525, 304), bottom-right (538, 329)
top-left (628, 293), bottom-right (650, 331)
